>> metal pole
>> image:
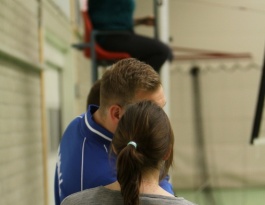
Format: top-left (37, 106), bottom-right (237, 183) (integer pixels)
top-left (190, 67), bottom-right (216, 205)
top-left (250, 49), bottom-right (265, 144)
top-left (158, 0), bottom-right (170, 116)
top-left (153, 0), bottom-right (161, 39)
top-left (38, 0), bottom-right (49, 204)
top-left (90, 32), bottom-right (98, 83)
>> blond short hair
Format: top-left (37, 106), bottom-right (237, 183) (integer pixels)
top-left (100, 58), bottom-right (161, 110)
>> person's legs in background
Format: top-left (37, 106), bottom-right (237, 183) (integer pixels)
top-left (97, 33), bottom-right (173, 73)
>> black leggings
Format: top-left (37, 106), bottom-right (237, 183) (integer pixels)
top-left (97, 32), bottom-right (173, 73)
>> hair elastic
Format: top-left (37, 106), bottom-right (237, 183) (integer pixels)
top-left (127, 141), bottom-right (137, 149)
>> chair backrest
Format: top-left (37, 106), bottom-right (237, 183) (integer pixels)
top-left (82, 11), bottom-right (130, 60)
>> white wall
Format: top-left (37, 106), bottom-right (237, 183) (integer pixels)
top-left (168, 0), bottom-right (265, 189)
top-left (169, 0), bottom-right (265, 62)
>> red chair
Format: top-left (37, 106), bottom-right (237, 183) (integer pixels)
top-left (73, 7), bottom-right (130, 82)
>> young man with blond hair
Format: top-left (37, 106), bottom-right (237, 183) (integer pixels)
top-left (54, 58), bottom-right (173, 205)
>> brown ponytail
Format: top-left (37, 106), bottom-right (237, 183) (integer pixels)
top-left (117, 146), bottom-right (144, 205)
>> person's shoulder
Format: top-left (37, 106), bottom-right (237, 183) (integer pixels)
top-left (66, 112), bottom-right (85, 124)
top-left (61, 186), bottom-right (123, 205)
top-left (66, 113), bottom-right (85, 127)
top-left (141, 195), bottom-right (197, 205)
top-left (174, 196), bottom-right (197, 205)
top-left (61, 187), bottom-right (102, 205)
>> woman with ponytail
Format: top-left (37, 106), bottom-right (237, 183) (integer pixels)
top-left (62, 101), bottom-right (196, 205)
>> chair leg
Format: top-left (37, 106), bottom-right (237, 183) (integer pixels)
top-left (90, 34), bottom-right (98, 83)
top-left (91, 60), bottom-right (98, 83)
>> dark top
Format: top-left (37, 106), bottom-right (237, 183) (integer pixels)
top-left (62, 186), bottom-right (197, 205)
top-left (88, 0), bottom-right (135, 31)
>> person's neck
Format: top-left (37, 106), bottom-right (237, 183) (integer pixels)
top-left (93, 109), bottom-right (114, 133)
top-left (105, 170), bottom-right (174, 197)
top-left (139, 171), bottom-right (162, 195)
top-left (141, 171), bottom-right (160, 186)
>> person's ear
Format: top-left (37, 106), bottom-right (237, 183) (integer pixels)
top-left (109, 104), bottom-right (123, 123)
